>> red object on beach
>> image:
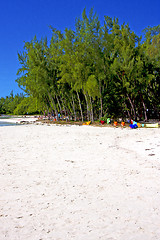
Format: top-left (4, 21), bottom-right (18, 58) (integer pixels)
top-left (121, 122), bottom-right (125, 127)
top-left (131, 119), bottom-right (133, 124)
top-left (114, 121), bottom-right (118, 126)
top-left (100, 120), bottom-right (105, 125)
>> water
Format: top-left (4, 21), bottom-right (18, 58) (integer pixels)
top-left (0, 121), bottom-right (19, 127)
top-left (0, 115), bottom-right (19, 127)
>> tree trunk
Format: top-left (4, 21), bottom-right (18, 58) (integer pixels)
top-left (76, 91), bottom-right (83, 122)
top-left (142, 100), bottom-right (148, 121)
top-left (90, 96), bottom-right (94, 122)
top-left (45, 96), bottom-right (54, 113)
top-left (127, 93), bottom-right (136, 119)
top-left (99, 80), bottom-right (103, 118)
top-left (100, 96), bottom-right (103, 118)
top-left (56, 95), bottom-right (63, 118)
top-left (124, 97), bottom-right (131, 119)
top-left (139, 92), bottom-right (148, 121)
top-left (63, 97), bottom-right (72, 119)
top-left (125, 102), bottom-right (131, 119)
top-left (59, 96), bottom-right (67, 116)
top-left (48, 92), bottom-right (59, 120)
top-left (84, 93), bottom-right (89, 121)
top-left (72, 94), bottom-right (77, 121)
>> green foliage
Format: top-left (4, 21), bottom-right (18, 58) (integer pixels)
top-left (100, 113), bottom-right (110, 122)
top-left (13, 96), bottom-right (43, 115)
top-left (12, 8), bottom-right (160, 121)
top-left (0, 92), bottom-right (25, 115)
top-left (0, 92), bottom-right (44, 115)
top-left (85, 75), bottom-right (99, 99)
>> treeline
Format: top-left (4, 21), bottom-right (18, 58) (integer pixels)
top-left (0, 91), bottom-right (43, 115)
top-left (8, 9), bottom-right (160, 120)
top-left (0, 91), bottom-right (24, 115)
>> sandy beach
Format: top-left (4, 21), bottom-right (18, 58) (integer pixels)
top-left (0, 123), bottom-right (160, 240)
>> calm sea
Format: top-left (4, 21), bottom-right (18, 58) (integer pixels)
top-left (0, 115), bottom-right (19, 127)
top-left (0, 121), bottom-right (19, 127)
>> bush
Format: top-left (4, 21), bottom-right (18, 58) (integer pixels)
top-left (100, 113), bottom-right (110, 123)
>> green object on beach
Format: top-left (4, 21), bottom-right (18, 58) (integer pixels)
top-left (107, 118), bottom-right (110, 124)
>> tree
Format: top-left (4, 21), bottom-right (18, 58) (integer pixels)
top-left (15, 9), bottom-right (160, 121)
top-left (143, 26), bottom-right (160, 113)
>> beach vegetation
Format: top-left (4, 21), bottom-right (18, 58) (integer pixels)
top-left (1, 9), bottom-right (160, 121)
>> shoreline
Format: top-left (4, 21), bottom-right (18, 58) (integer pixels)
top-left (0, 116), bottom-right (159, 129)
top-left (0, 116), bottom-right (39, 125)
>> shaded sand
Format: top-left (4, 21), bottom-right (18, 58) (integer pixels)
top-left (0, 124), bottom-right (160, 240)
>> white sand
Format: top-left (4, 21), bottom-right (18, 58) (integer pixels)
top-left (0, 124), bottom-right (160, 240)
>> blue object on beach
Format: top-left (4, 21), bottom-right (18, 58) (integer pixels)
top-left (129, 124), bottom-right (138, 129)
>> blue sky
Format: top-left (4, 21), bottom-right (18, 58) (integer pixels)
top-left (0, 0), bottom-right (160, 98)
